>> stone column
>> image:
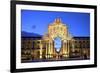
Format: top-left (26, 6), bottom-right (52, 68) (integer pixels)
top-left (63, 40), bottom-right (67, 57)
top-left (49, 41), bottom-right (52, 58)
top-left (67, 40), bottom-right (69, 57)
top-left (48, 41), bottom-right (50, 58)
top-left (72, 40), bottom-right (75, 52)
top-left (66, 40), bottom-right (67, 56)
top-left (50, 41), bottom-right (53, 57)
top-left (63, 40), bottom-right (66, 53)
top-left (40, 40), bottom-right (42, 59)
top-left (46, 41), bottom-right (48, 59)
top-left (62, 41), bottom-right (64, 53)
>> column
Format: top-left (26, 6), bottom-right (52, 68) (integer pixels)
top-left (72, 40), bottom-right (75, 57)
top-left (48, 41), bottom-right (50, 58)
top-left (63, 41), bottom-right (66, 56)
top-left (49, 41), bottom-right (52, 58)
top-left (62, 41), bottom-right (64, 54)
top-left (50, 42), bottom-right (52, 58)
top-left (72, 40), bottom-right (75, 52)
top-left (66, 40), bottom-right (67, 54)
top-left (46, 41), bottom-right (48, 59)
top-left (65, 40), bottom-right (67, 57)
top-left (63, 40), bottom-right (67, 57)
top-left (51, 41), bottom-right (54, 57)
top-left (40, 40), bottom-right (42, 59)
top-left (67, 40), bottom-right (69, 57)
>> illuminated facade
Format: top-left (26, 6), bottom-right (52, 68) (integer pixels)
top-left (21, 18), bottom-right (90, 62)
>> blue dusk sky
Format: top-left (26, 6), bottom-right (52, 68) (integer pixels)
top-left (21, 10), bottom-right (90, 37)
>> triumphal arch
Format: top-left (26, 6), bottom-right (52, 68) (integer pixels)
top-left (39, 18), bottom-right (73, 60)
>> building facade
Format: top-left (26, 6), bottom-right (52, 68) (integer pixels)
top-left (21, 18), bottom-right (90, 62)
